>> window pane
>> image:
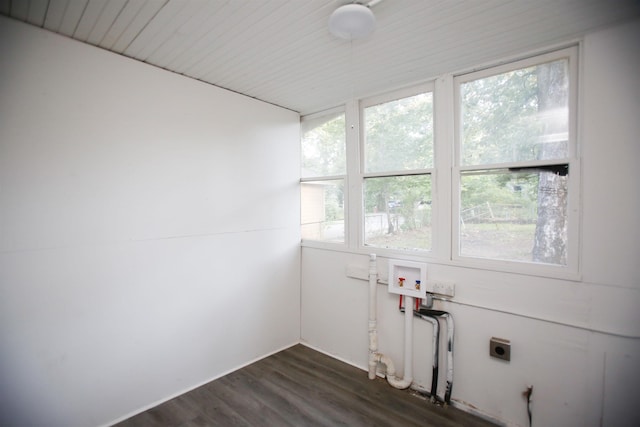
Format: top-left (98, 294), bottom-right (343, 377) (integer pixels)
top-left (364, 175), bottom-right (431, 251)
top-left (301, 179), bottom-right (344, 242)
top-left (301, 112), bottom-right (345, 177)
top-left (364, 92), bottom-right (433, 172)
top-left (459, 169), bottom-right (568, 265)
top-left (460, 59), bottom-right (569, 165)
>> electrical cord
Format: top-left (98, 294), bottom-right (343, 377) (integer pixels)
top-left (523, 385), bottom-right (533, 426)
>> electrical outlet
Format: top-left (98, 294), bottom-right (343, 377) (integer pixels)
top-left (490, 337), bottom-right (511, 361)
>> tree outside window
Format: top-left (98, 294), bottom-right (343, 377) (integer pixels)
top-left (362, 90), bottom-right (434, 252)
top-left (457, 54), bottom-right (573, 265)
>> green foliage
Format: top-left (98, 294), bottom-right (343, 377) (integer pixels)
top-left (459, 59), bottom-right (570, 263)
top-left (461, 67), bottom-right (539, 165)
top-left (360, 91), bottom-right (434, 250)
top-left (364, 93), bottom-right (433, 172)
top-left (460, 59), bottom-right (569, 166)
top-left (460, 172), bottom-right (538, 222)
top-left (325, 181), bottom-right (344, 221)
top-left (301, 113), bottom-right (346, 177)
top-left (460, 172), bottom-right (538, 208)
top-left (363, 175), bottom-right (431, 251)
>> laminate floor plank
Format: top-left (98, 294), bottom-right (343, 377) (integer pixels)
top-left (213, 375), bottom-right (294, 426)
top-left (267, 348), bottom-right (442, 426)
top-left (221, 370), bottom-right (317, 426)
top-left (270, 370), bottom-right (396, 427)
top-left (292, 346), bottom-right (475, 427)
top-left (241, 357), bottom-right (360, 426)
top-left (261, 352), bottom-right (420, 427)
top-left (116, 344), bottom-right (497, 427)
top-left (240, 364), bottom-right (342, 426)
top-left (180, 387), bottom-right (250, 427)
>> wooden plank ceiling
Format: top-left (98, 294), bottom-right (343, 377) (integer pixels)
top-left (1, 0), bottom-right (639, 115)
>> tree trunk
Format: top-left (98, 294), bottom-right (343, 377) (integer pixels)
top-left (382, 184), bottom-right (395, 234)
top-left (532, 61), bottom-right (568, 264)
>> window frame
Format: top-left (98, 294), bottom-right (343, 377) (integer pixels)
top-left (300, 106), bottom-right (348, 247)
top-left (300, 45), bottom-right (581, 279)
top-left (359, 83), bottom-right (436, 254)
top-left (451, 46), bottom-right (580, 278)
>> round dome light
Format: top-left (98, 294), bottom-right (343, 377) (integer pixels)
top-left (328, 4), bottom-right (376, 40)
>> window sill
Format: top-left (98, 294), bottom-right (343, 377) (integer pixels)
top-left (300, 240), bottom-right (581, 281)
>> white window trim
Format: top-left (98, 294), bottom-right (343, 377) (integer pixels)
top-left (345, 99), bottom-right (361, 250)
top-left (451, 46), bottom-right (580, 279)
top-left (301, 45), bottom-right (582, 280)
top-left (300, 106), bottom-right (348, 248)
top-left (358, 83), bottom-right (436, 254)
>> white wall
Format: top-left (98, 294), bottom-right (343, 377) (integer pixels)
top-left (0, 16), bottom-right (300, 427)
top-left (301, 20), bottom-right (640, 427)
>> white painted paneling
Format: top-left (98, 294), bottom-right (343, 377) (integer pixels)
top-left (97, 0), bottom-right (147, 49)
top-left (202, 1), bottom-right (329, 87)
top-left (43, 0), bottom-right (69, 32)
top-left (144, 1), bottom-right (228, 67)
top-left (57, 0), bottom-right (89, 37)
top-left (85, 0), bottom-right (128, 45)
top-left (301, 248), bottom-right (370, 366)
top-left (580, 20), bottom-right (640, 289)
top-left (9, 0), bottom-right (28, 20)
top-left (109, 0), bottom-right (167, 53)
top-left (0, 16), bottom-right (300, 427)
top-left (169, 0), bottom-right (250, 76)
top-left (26, 0), bottom-right (49, 26)
top-left (602, 350), bottom-right (640, 426)
top-left (176, 0), bottom-right (277, 78)
top-left (2, 0), bottom-right (639, 114)
top-left (123, 0), bottom-right (195, 60)
top-left (72, 0), bottom-right (109, 40)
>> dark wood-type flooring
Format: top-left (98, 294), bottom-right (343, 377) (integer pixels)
top-left (116, 344), bottom-right (496, 427)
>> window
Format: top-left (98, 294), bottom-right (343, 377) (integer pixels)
top-left (300, 46), bottom-right (579, 276)
top-left (454, 47), bottom-right (578, 268)
top-left (362, 87), bottom-right (434, 252)
top-left (300, 109), bottom-right (346, 242)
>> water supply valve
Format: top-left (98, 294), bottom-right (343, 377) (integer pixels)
top-left (388, 259), bottom-right (427, 299)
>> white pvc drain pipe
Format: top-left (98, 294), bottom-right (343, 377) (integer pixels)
top-left (368, 253), bottom-right (413, 389)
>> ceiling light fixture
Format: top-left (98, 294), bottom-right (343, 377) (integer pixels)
top-left (328, 3), bottom-right (376, 40)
